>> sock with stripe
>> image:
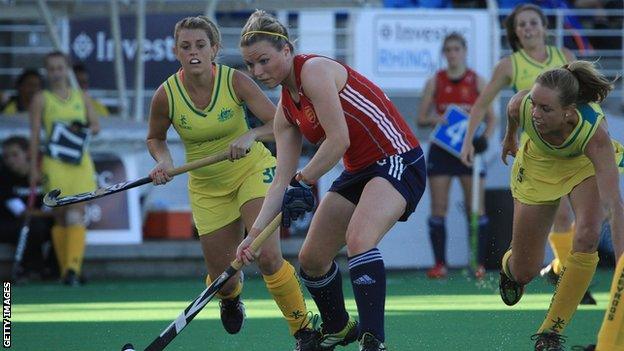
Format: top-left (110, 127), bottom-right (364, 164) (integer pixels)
top-left (428, 216), bottom-right (446, 265)
top-left (349, 248), bottom-right (386, 342)
top-left (263, 260), bottom-right (309, 335)
top-left (538, 251), bottom-right (599, 334)
top-left (51, 225), bottom-right (67, 276)
top-left (548, 224), bottom-right (575, 275)
top-left (299, 261), bottom-right (349, 334)
top-left (596, 253), bottom-right (624, 351)
top-left (65, 224), bottom-right (86, 275)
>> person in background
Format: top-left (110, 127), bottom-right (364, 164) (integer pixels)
top-left (29, 51), bottom-right (99, 286)
top-left (416, 32), bottom-right (496, 279)
top-left (1, 69), bottom-right (43, 115)
top-left (0, 136), bottom-right (57, 281)
top-left (73, 64), bottom-right (110, 117)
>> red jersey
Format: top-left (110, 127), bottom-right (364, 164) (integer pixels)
top-left (433, 69), bottom-right (479, 115)
top-left (281, 54), bottom-right (419, 172)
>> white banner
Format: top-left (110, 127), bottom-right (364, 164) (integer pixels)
top-left (352, 9), bottom-right (493, 92)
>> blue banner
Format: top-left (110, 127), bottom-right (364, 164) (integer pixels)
top-left (70, 14), bottom-right (189, 89)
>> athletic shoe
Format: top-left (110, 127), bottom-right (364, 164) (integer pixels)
top-left (474, 265), bottom-right (486, 280)
top-left (540, 264), bottom-right (597, 305)
top-left (319, 316), bottom-right (359, 350)
top-left (63, 269), bottom-right (81, 287)
top-left (499, 271), bottom-right (524, 306)
top-left (426, 263), bottom-right (448, 279)
top-left (540, 263), bottom-right (560, 286)
top-left (293, 327), bottom-right (322, 351)
top-left (571, 345), bottom-right (596, 351)
top-left (219, 295), bottom-right (245, 334)
top-left (359, 332), bottom-right (386, 351)
top-left (532, 332), bottom-right (567, 351)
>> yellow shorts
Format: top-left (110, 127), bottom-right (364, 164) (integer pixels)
top-left (42, 154), bottom-right (97, 196)
top-left (190, 160), bottom-right (276, 235)
top-left (510, 137), bottom-right (624, 205)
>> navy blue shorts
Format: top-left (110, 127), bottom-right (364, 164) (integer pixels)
top-left (427, 143), bottom-right (486, 177)
top-left (328, 147), bottom-right (427, 222)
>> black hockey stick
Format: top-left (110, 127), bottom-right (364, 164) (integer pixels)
top-left (11, 189), bottom-right (36, 282)
top-left (133, 213), bottom-right (282, 351)
top-left (43, 150), bottom-right (232, 207)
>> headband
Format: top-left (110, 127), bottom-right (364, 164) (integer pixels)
top-left (243, 30), bottom-right (288, 41)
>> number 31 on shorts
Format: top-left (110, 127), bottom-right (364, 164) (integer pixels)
top-left (262, 167), bottom-right (276, 183)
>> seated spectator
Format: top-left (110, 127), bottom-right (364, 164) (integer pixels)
top-left (73, 64), bottom-right (110, 117)
top-left (0, 136), bottom-right (57, 281)
top-left (1, 69), bottom-right (42, 115)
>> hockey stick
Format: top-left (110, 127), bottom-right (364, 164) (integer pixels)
top-left (43, 150), bottom-right (232, 207)
top-left (133, 213), bottom-right (282, 351)
top-left (469, 154), bottom-right (482, 271)
top-left (11, 187), bottom-right (37, 282)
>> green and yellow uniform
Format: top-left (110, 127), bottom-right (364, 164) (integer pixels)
top-left (511, 94), bottom-right (624, 205)
top-left (163, 64), bottom-right (276, 234)
top-left (510, 46), bottom-right (568, 92)
top-left (41, 89), bottom-right (95, 278)
top-left (41, 89), bottom-right (96, 196)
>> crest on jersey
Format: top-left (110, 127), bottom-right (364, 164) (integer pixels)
top-left (303, 105), bottom-right (318, 126)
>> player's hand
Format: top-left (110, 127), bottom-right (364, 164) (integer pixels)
top-left (149, 160), bottom-right (173, 185)
top-left (229, 131), bottom-right (254, 161)
top-left (460, 138), bottom-right (474, 166)
top-left (281, 173), bottom-right (315, 227)
top-left (89, 123), bottom-right (100, 136)
top-left (236, 234), bottom-right (259, 266)
top-left (501, 134), bottom-right (518, 166)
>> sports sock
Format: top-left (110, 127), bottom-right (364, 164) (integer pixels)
top-left (65, 224), bottom-right (86, 275)
top-left (501, 249), bottom-right (514, 279)
top-left (548, 225), bottom-right (575, 275)
top-left (263, 260), bottom-right (309, 335)
top-left (428, 216), bottom-right (446, 265)
top-left (300, 261), bottom-right (349, 334)
top-left (206, 273), bottom-right (243, 300)
top-left (477, 215), bottom-right (490, 265)
top-left (596, 254), bottom-right (624, 351)
top-left (349, 248), bottom-right (386, 342)
top-left (51, 225), bottom-right (67, 276)
top-left (538, 251), bottom-right (599, 333)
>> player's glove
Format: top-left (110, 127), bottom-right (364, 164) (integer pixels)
top-left (472, 135), bottom-right (488, 154)
top-left (281, 172), bottom-right (315, 227)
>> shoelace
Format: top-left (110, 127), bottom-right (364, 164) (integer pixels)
top-left (531, 333), bottom-right (567, 350)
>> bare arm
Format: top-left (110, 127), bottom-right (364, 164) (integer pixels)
top-left (28, 92), bottom-right (43, 189)
top-left (232, 70), bottom-right (276, 142)
top-left (146, 85), bottom-right (174, 184)
top-left (562, 47), bottom-right (576, 62)
top-left (415, 77), bottom-right (439, 127)
top-left (477, 75), bottom-right (498, 139)
top-left (82, 92), bottom-right (100, 135)
top-left (298, 58), bottom-right (350, 183)
top-left (248, 102), bottom-right (303, 237)
top-left (461, 57), bottom-right (512, 164)
top-left (585, 123), bottom-right (624, 257)
top-left (501, 90), bottom-right (528, 165)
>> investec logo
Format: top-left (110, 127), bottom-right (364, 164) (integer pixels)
top-left (72, 31), bottom-right (176, 62)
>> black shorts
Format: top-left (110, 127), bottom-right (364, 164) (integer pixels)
top-left (427, 143), bottom-right (486, 177)
top-left (328, 147), bottom-right (427, 222)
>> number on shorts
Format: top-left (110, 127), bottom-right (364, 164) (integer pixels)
top-left (262, 167), bottom-right (276, 183)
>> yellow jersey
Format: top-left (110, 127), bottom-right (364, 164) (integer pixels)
top-left (510, 46), bottom-right (568, 92)
top-left (42, 89), bottom-right (88, 138)
top-left (511, 94), bottom-right (623, 205)
top-left (163, 64), bottom-right (274, 196)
